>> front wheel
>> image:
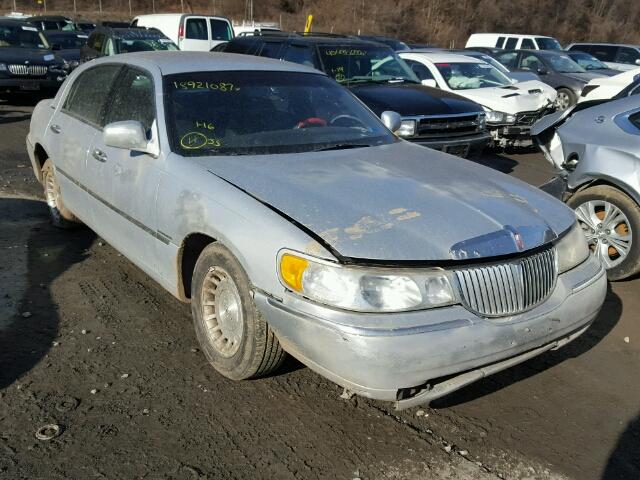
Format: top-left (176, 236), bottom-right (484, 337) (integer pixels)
top-left (556, 88), bottom-right (577, 111)
top-left (568, 185), bottom-right (640, 280)
top-left (191, 243), bottom-right (286, 380)
top-left (41, 159), bottom-right (81, 229)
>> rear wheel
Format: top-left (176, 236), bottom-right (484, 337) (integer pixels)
top-left (568, 185), bottom-right (640, 280)
top-left (191, 243), bottom-right (286, 380)
top-left (41, 159), bottom-right (80, 229)
top-left (556, 88), bottom-right (576, 110)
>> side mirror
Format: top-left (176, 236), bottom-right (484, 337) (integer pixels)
top-left (103, 120), bottom-right (151, 153)
top-left (421, 78), bottom-right (437, 88)
top-left (51, 44), bottom-right (61, 51)
top-left (635, 59), bottom-right (640, 66)
top-left (537, 66), bottom-right (548, 75)
top-left (380, 111), bottom-right (402, 132)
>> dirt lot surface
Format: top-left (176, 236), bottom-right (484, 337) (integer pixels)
top-left (1, 100), bottom-right (638, 480)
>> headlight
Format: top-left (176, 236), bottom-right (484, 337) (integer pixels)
top-left (485, 110), bottom-right (515, 124)
top-left (555, 222), bottom-right (590, 273)
top-left (0, 62), bottom-right (6, 71)
top-left (396, 119), bottom-right (416, 137)
top-left (278, 251), bottom-right (456, 312)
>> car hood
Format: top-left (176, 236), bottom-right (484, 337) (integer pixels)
top-left (348, 82), bottom-right (483, 117)
top-left (561, 71), bottom-right (606, 83)
top-left (0, 46), bottom-right (61, 64)
top-left (54, 49), bottom-right (81, 61)
top-left (198, 141), bottom-right (574, 262)
top-left (455, 81), bottom-right (556, 114)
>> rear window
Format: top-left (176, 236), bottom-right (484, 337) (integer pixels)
top-left (210, 19), bottom-right (232, 41)
top-left (496, 36), bottom-right (505, 48)
top-left (520, 38), bottom-right (535, 49)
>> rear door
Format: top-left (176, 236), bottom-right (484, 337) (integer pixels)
top-left (209, 17), bottom-right (233, 49)
top-left (180, 16), bottom-right (209, 51)
top-left (613, 47), bottom-right (640, 71)
top-left (46, 63), bottom-right (123, 224)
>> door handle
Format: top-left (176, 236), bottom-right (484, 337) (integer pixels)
top-left (92, 148), bottom-right (107, 163)
top-left (50, 124), bottom-right (61, 134)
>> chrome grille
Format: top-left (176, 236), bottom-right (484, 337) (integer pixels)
top-left (455, 248), bottom-right (556, 317)
top-left (8, 64), bottom-right (48, 76)
top-left (417, 113), bottom-right (482, 138)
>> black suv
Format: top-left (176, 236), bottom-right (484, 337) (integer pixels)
top-left (221, 34), bottom-right (490, 157)
top-left (0, 19), bottom-right (67, 97)
top-left (80, 26), bottom-right (178, 62)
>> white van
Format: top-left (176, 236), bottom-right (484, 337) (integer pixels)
top-left (466, 33), bottom-right (562, 51)
top-left (131, 14), bottom-right (233, 51)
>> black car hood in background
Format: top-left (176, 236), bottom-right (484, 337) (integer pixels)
top-left (0, 46), bottom-right (62, 65)
top-left (54, 49), bottom-right (81, 62)
top-left (561, 71), bottom-right (605, 83)
top-left (349, 82), bottom-right (483, 116)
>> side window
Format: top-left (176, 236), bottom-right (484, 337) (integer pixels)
top-left (131, 19), bottom-right (138, 27)
top-left (496, 36), bottom-right (505, 48)
top-left (283, 44), bottom-right (317, 67)
top-left (521, 38), bottom-right (535, 49)
top-left (185, 18), bottom-right (207, 40)
top-left (104, 38), bottom-right (116, 55)
top-left (403, 59), bottom-right (434, 80)
top-left (615, 47), bottom-right (640, 65)
top-left (571, 44), bottom-right (592, 54)
top-left (104, 68), bottom-right (155, 133)
top-left (90, 33), bottom-right (105, 51)
top-left (210, 19), bottom-right (232, 41)
top-left (259, 41), bottom-right (284, 59)
top-left (591, 45), bottom-right (617, 62)
top-left (62, 65), bottom-right (122, 126)
top-left (504, 37), bottom-right (518, 49)
top-left (496, 52), bottom-right (518, 69)
top-left (521, 54), bottom-right (542, 71)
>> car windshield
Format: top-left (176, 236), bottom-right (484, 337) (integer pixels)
top-left (535, 37), bottom-right (562, 50)
top-left (545, 53), bottom-right (585, 73)
top-left (435, 61), bottom-right (512, 89)
top-left (569, 52), bottom-right (607, 70)
top-left (0, 24), bottom-right (49, 49)
top-left (164, 71), bottom-right (395, 156)
top-left (317, 44), bottom-right (419, 85)
top-left (45, 33), bottom-right (87, 49)
top-left (116, 35), bottom-right (178, 53)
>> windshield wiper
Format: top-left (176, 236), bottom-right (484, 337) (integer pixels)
top-left (313, 143), bottom-right (372, 152)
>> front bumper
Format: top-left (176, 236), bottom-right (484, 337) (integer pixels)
top-left (256, 253), bottom-right (607, 408)
top-left (0, 74), bottom-right (65, 93)
top-left (409, 132), bottom-right (492, 157)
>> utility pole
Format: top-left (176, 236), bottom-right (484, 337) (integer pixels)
top-left (98, 0), bottom-right (102, 14)
top-left (181, 0), bottom-right (184, 13)
top-left (73, 0), bottom-right (77, 15)
top-left (128, 0), bottom-right (132, 16)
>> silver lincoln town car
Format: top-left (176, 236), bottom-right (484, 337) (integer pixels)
top-left (26, 52), bottom-right (607, 409)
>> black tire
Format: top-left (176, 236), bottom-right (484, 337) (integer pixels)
top-left (567, 185), bottom-right (640, 281)
top-left (191, 243), bottom-right (286, 380)
top-left (556, 88), bottom-right (577, 111)
top-left (41, 159), bottom-right (81, 229)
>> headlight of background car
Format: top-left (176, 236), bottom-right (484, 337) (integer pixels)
top-left (555, 222), bottom-right (590, 273)
top-left (485, 110), bottom-right (516, 124)
top-left (279, 252), bottom-right (456, 312)
top-left (396, 119), bottom-right (416, 137)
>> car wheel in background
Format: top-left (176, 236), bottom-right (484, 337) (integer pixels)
top-left (556, 88), bottom-right (577, 110)
top-left (41, 159), bottom-right (81, 229)
top-left (191, 243), bottom-right (286, 380)
top-left (568, 185), bottom-right (640, 280)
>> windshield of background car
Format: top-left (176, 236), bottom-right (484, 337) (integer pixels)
top-left (435, 61), bottom-right (511, 89)
top-left (535, 37), bottom-right (562, 50)
top-left (164, 71), bottom-right (395, 156)
top-left (318, 44), bottom-right (419, 85)
top-left (545, 53), bottom-right (584, 73)
top-left (0, 24), bottom-right (49, 49)
top-left (45, 33), bottom-right (87, 49)
top-left (569, 52), bottom-right (607, 70)
top-left (115, 33), bottom-right (178, 53)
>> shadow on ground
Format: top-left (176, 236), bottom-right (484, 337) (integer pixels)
top-left (432, 282), bottom-right (622, 408)
top-left (602, 413), bottom-right (640, 479)
top-left (0, 197), bottom-right (95, 390)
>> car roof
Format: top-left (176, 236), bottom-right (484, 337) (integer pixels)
top-left (87, 51), bottom-right (324, 76)
top-left (401, 51), bottom-right (483, 63)
top-left (232, 33), bottom-right (387, 47)
top-left (499, 49), bottom-right (568, 56)
top-left (26, 15), bottom-right (71, 21)
top-left (0, 18), bottom-right (34, 26)
top-left (569, 42), bottom-right (640, 48)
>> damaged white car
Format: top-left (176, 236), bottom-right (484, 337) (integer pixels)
top-left (399, 51), bottom-right (557, 147)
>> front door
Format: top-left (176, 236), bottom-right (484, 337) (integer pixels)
top-left (88, 66), bottom-right (161, 273)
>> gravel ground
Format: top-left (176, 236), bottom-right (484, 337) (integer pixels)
top-left (0, 100), bottom-right (638, 480)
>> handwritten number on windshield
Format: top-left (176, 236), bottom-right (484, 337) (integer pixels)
top-left (180, 132), bottom-right (222, 150)
top-left (172, 81), bottom-right (240, 92)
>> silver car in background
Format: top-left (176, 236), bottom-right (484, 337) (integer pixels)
top-left (533, 96), bottom-right (640, 280)
top-left (26, 52), bottom-right (606, 409)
